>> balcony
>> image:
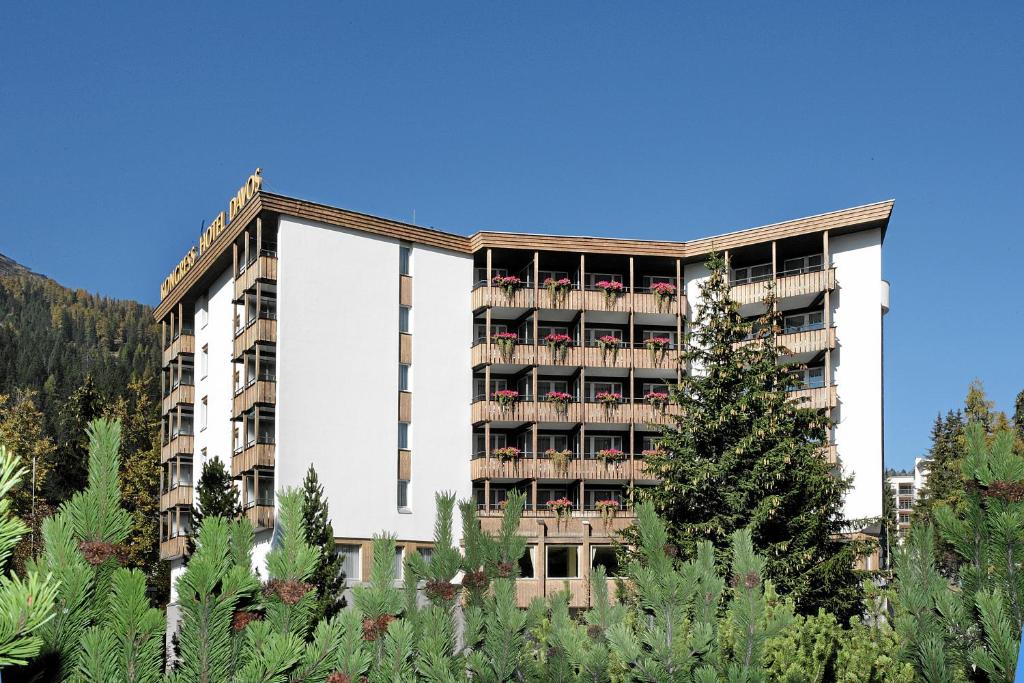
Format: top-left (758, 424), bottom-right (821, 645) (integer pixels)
top-left (736, 326), bottom-right (835, 357)
top-left (159, 535), bottom-right (188, 560)
top-left (632, 290), bottom-right (682, 315)
top-left (471, 455), bottom-right (535, 480)
top-left (472, 285), bottom-right (535, 310)
top-left (244, 503), bottom-right (275, 531)
top-left (234, 252), bottom-right (278, 300)
top-left (162, 382), bottom-right (194, 415)
top-left (159, 485), bottom-right (193, 510)
top-left (581, 288), bottom-right (630, 314)
top-left (471, 399), bottom-right (583, 424)
top-left (583, 400), bottom-right (631, 423)
top-left (581, 345), bottom-right (632, 369)
top-left (633, 458), bottom-right (659, 482)
top-left (233, 317), bottom-right (277, 359)
top-left (731, 267), bottom-right (835, 306)
top-left (632, 401), bottom-right (682, 426)
top-left (471, 343), bottom-right (535, 367)
top-left (535, 344), bottom-right (583, 367)
top-left (162, 333), bottom-right (195, 366)
top-left (536, 287), bottom-right (584, 311)
top-left (473, 284), bottom-right (686, 318)
top-left (232, 439), bottom-right (276, 476)
top-left (160, 433), bottom-right (194, 463)
top-left (479, 508), bottom-right (636, 541)
top-left (818, 444), bottom-right (838, 465)
top-left (789, 385), bottom-right (837, 411)
top-left (232, 379), bottom-right (276, 419)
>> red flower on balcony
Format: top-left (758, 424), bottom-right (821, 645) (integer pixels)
top-left (650, 281), bottom-right (676, 296)
top-left (492, 331), bottom-right (518, 360)
top-left (492, 446), bottom-right (521, 461)
top-left (544, 276), bottom-right (573, 304)
top-left (595, 279), bottom-right (625, 305)
top-left (641, 447), bottom-right (668, 458)
top-left (595, 499), bottom-right (621, 523)
top-left (544, 332), bottom-right (573, 362)
top-left (595, 391), bottom-right (622, 405)
top-left (596, 448), bottom-right (625, 464)
top-left (492, 389), bottom-right (520, 409)
top-left (644, 391), bottom-right (670, 410)
top-left (493, 275), bottom-right (522, 299)
top-left (547, 497), bottom-right (573, 519)
top-left (545, 391), bottom-right (573, 407)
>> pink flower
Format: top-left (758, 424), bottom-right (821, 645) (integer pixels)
top-left (594, 499), bottom-right (620, 509)
top-left (493, 275), bottom-right (522, 287)
top-left (493, 389), bottom-right (520, 400)
top-left (644, 336), bottom-right (672, 348)
top-left (493, 446), bottom-right (521, 459)
top-left (642, 448), bottom-right (667, 458)
top-left (650, 281), bottom-right (676, 295)
top-left (597, 335), bottom-right (621, 346)
top-left (492, 332), bottom-right (519, 341)
top-left (543, 277), bottom-right (572, 287)
top-left (595, 391), bottom-right (622, 404)
top-left (547, 497), bottom-right (573, 513)
top-left (595, 280), bottom-right (624, 292)
top-left (544, 333), bottom-right (573, 345)
top-left (644, 391), bottom-right (669, 403)
top-left (546, 391), bottom-right (573, 403)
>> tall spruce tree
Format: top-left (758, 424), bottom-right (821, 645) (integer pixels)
top-left (192, 456), bottom-right (240, 541)
top-left (913, 410), bottom-right (965, 530)
top-left (43, 375), bottom-right (103, 503)
top-left (644, 251), bottom-right (863, 619)
top-left (300, 465), bottom-right (345, 620)
top-left (1013, 389), bottom-right (1024, 454)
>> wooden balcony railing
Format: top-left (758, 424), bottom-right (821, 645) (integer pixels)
top-left (472, 286), bottom-right (535, 310)
top-left (233, 317), bottom-right (277, 359)
top-left (535, 344), bottom-right (583, 367)
top-left (159, 485), bottom-right (193, 511)
top-left (162, 333), bottom-right (195, 366)
top-left (632, 290), bottom-right (682, 315)
top-left (232, 441), bottom-right (276, 476)
top-left (473, 285), bottom-right (686, 318)
top-left (161, 383), bottom-right (195, 415)
top-left (159, 535), bottom-right (188, 560)
top-left (478, 509), bottom-right (636, 540)
top-left (232, 380), bottom-right (276, 418)
top-left (471, 343), bottom-right (536, 367)
top-left (244, 504), bottom-right (275, 531)
top-left (731, 268), bottom-right (835, 306)
top-left (789, 385), bottom-right (837, 411)
top-left (735, 327), bottom-right (835, 356)
top-left (581, 289), bottom-right (630, 313)
top-left (581, 345), bottom-right (633, 369)
top-left (583, 401), bottom-right (631, 423)
top-left (160, 433), bottom-right (194, 463)
top-left (234, 253), bottom-right (278, 300)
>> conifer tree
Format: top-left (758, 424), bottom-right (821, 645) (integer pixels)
top-left (301, 465), bottom-right (345, 621)
top-left (191, 455), bottom-right (240, 541)
top-left (0, 445), bottom-right (57, 669)
top-left (894, 422), bottom-right (1024, 681)
top-left (44, 375), bottom-right (103, 502)
top-left (644, 251), bottom-right (862, 619)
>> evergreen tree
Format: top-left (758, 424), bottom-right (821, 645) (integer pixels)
top-left (644, 252), bottom-right (862, 619)
top-left (301, 465), bottom-right (346, 621)
top-left (913, 411), bottom-right (966, 531)
top-left (1013, 389), bottom-right (1024, 453)
top-left (43, 375), bottom-right (103, 502)
top-left (894, 422), bottom-right (1024, 681)
top-left (192, 455), bottom-right (241, 541)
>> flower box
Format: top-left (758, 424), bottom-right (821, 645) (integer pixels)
top-left (596, 448), bottom-right (625, 464)
top-left (492, 389), bottom-right (520, 408)
top-left (595, 280), bottom-right (625, 305)
top-left (493, 274), bottom-right (522, 299)
top-left (492, 446), bottom-right (522, 461)
top-left (547, 497), bottom-right (573, 519)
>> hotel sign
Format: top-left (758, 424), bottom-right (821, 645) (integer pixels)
top-left (160, 169), bottom-right (263, 301)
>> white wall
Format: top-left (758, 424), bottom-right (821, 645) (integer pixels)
top-left (831, 228), bottom-right (884, 520)
top-left (276, 216), bottom-right (472, 546)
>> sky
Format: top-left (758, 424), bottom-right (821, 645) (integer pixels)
top-left (1, 3), bottom-right (1021, 470)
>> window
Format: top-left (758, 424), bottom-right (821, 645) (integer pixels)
top-left (898, 512), bottom-right (910, 524)
top-left (475, 267), bottom-right (507, 285)
top-left (337, 544), bottom-right (361, 582)
top-left (397, 480), bottom-right (410, 511)
top-left (586, 435), bottom-right (622, 457)
top-left (546, 546), bottom-right (579, 579)
top-left (591, 546), bottom-right (621, 577)
top-left (474, 377), bottom-right (508, 400)
top-left (585, 488), bottom-right (624, 509)
top-left (399, 364), bottom-right (410, 392)
top-left (586, 381), bottom-right (623, 400)
top-left (781, 254), bottom-right (824, 276)
top-left (200, 345), bottom-right (209, 379)
top-left (398, 423), bottom-right (410, 449)
top-left (641, 329), bottom-right (676, 345)
top-left (898, 499), bottom-right (913, 510)
top-left (586, 273), bottom-right (622, 288)
top-left (198, 295), bottom-right (208, 328)
top-left (641, 435), bottom-right (662, 452)
top-left (898, 483), bottom-right (913, 494)
top-left (587, 327), bottom-right (621, 344)
top-left (418, 547), bottom-right (433, 565)
top-left (642, 382), bottom-right (670, 395)
top-left (393, 547), bottom-right (405, 580)
top-left (732, 263), bottom-right (772, 285)
top-left (783, 311), bottom-right (824, 333)
top-left (399, 245), bottom-right (411, 275)
top-left (200, 397), bottom-right (208, 431)
top-left (539, 269), bottom-right (570, 283)
top-left (537, 380), bottom-right (570, 397)
top-left (473, 432), bottom-right (507, 455)
top-left (641, 275), bottom-right (675, 289)
top-left (475, 322), bottom-right (507, 343)
top-left (519, 547), bottom-right (536, 578)
top-left (399, 306), bottom-right (411, 333)
top-left (791, 366), bottom-right (825, 390)
top-left (538, 325), bottom-right (570, 339)
top-left (537, 433), bottom-right (570, 453)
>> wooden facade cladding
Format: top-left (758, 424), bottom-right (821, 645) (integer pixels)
top-left (818, 444), bottom-right (838, 465)
top-left (399, 333), bottom-right (412, 364)
top-left (234, 253), bottom-right (278, 300)
top-left (159, 536), bottom-right (188, 561)
top-left (471, 454), bottom-right (659, 482)
top-left (734, 327), bottom-right (836, 356)
top-left (162, 333), bottom-right (195, 366)
top-left (160, 486), bottom-right (193, 510)
top-left (232, 442), bottom-right (276, 477)
top-left (233, 318), bottom-right (277, 359)
top-left (731, 267), bottom-right (836, 306)
top-left (478, 509), bottom-right (635, 540)
top-left (244, 505), bottom-right (275, 531)
top-left (161, 383), bottom-right (195, 415)
top-left (472, 343), bottom-right (536, 367)
top-left (473, 345), bottom-right (678, 371)
top-left (399, 276), bottom-right (413, 306)
top-left (471, 287), bottom-right (686, 317)
top-left (160, 434), bottom-right (193, 464)
top-left (790, 386), bottom-right (838, 411)
top-left (469, 399), bottom-right (681, 427)
top-left (398, 391), bottom-right (412, 422)
top-left (398, 449), bottom-right (412, 481)
top-left (232, 380), bottom-right (276, 419)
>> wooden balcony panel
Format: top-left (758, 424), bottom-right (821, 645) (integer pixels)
top-left (534, 456), bottom-right (581, 480)
top-left (731, 268), bottom-right (835, 306)
top-left (632, 402), bottom-right (681, 426)
top-left (789, 386), bottom-right (837, 411)
top-left (577, 458), bottom-right (631, 481)
top-left (817, 444), bottom-right (838, 464)
top-left (233, 318), bottom-right (277, 359)
top-left (632, 291), bottom-right (681, 315)
top-left (471, 400), bottom-right (534, 424)
top-left (471, 344), bottom-right (535, 367)
top-left (399, 275), bottom-right (413, 306)
top-left (582, 290), bottom-right (629, 314)
top-left (631, 346), bottom-right (681, 370)
top-left (536, 288), bottom-right (583, 311)
top-left (232, 442), bottom-right (276, 476)
top-left (232, 380), bottom-right (277, 418)
top-left (159, 536), bottom-right (188, 560)
top-left (161, 383), bottom-right (195, 415)
top-left (162, 334), bottom-right (195, 366)
top-left (399, 333), bottom-right (412, 364)
top-left (736, 327), bottom-right (836, 356)
top-left (470, 457), bottom-right (534, 480)
top-left (581, 346), bottom-right (632, 369)
top-left (399, 391), bottom-right (412, 422)
top-left (234, 254), bottom-right (278, 299)
top-left (583, 402), bottom-right (631, 424)
top-left (398, 449), bottom-right (412, 480)
top-left (160, 434), bottom-right (194, 464)
top-left (535, 344), bottom-right (582, 367)
top-left (160, 486), bottom-right (193, 510)
top-left (512, 577), bottom-right (618, 608)
top-left (632, 458), bottom-right (659, 481)
top-left (244, 504), bottom-right (275, 531)
top-left (535, 401), bottom-right (582, 423)
top-left (472, 287), bottom-right (535, 310)
top-left (478, 510), bottom-right (636, 540)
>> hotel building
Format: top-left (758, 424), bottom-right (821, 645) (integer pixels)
top-left (156, 175), bottom-right (892, 611)
top-left (887, 457), bottom-right (930, 542)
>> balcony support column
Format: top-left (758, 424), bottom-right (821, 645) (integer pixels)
top-left (533, 250), bottom-right (539, 299)
top-left (531, 479), bottom-right (538, 513)
top-left (581, 521), bottom-right (592, 608)
top-left (486, 248), bottom-right (493, 298)
top-left (579, 254), bottom-right (586, 294)
top-left (531, 423), bottom-right (538, 470)
top-left (483, 479), bottom-right (490, 513)
top-left (256, 216), bottom-right (263, 255)
top-left (536, 520), bottom-right (547, 600)
top-left (628, 256), bottom-right (634, 311)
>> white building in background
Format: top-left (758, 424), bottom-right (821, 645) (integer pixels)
top-left (155, 172), bottom-right (894, 626)
top-left (888, 456), bottom-right (931, 541)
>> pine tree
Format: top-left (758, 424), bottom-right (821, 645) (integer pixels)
top-left (0, 445), bottom-right (58, 668)
top-left (644, 252), bottom-right (862, 619)
top-left (192, 455), bottom-right (240, 541)
top-left (301, 465), bottom-right (345, 621)
top-left (894, 422), bottom-right (1024, 681)
top-left (913, 411), bottom-right (966, 531)
top-left (1013, 389), bottom-right (1024, 454)
top-left (43, 375), bottom-right (103, 502)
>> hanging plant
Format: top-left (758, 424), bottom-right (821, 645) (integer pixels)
top-left (492, 389), bottom-right (520, 409)
top-left (644, 391), bottom-right (670, 411)
top-left (547, 497), bottom-right (573, 519)
top-left (545, 390), bottom-right (573, 413)
top-left (641, 447), bottom-right (667, 458)
top-left (595, 391), bottom-right (622, 410)
top-left (597, 334), bottom-right (622, 362)
top-left (492, 274), bottom-right (522, 299)
top-left (595, 280), bottom-right (625, 306)
top-left (492, 331), bottom-right (519, 361)
top-left (596, 448), bottom-right (625, 465)
top-left (493, 446), bottom-right (521, 461)
top-left (544, 332), bottom-right (573, 362)
top-left (595, 499), bottom-right (620, 523)
top-left (650, 281), bottom-right (676, 311)
top-left (546, 447), bottom-right (573, 475)
top-left (644, 336), bottom-right (672, 364)
top-left (544, 276), bottom-right (573, 305)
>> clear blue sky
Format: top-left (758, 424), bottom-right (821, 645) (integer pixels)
top-left (1, 3), bottom-right (1021, 469)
